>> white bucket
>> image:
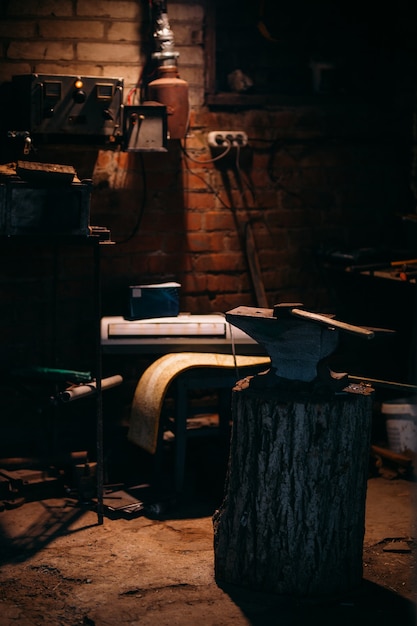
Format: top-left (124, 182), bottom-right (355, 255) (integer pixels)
top-left (382, 398), bottom-right (417, 455)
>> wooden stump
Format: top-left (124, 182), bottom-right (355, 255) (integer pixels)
top-left (213, 389), bottom-right (373, 597)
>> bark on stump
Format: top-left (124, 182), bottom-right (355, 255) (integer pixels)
top-left (213, 389), bottom-right (373, 597)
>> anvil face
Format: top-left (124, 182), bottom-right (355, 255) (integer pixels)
top-left (226, 308), bottom-right (339, 382)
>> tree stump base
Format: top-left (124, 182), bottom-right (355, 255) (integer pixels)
top-left (213, 389), bottom-right (373, 597)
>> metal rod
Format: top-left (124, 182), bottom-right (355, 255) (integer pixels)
top-left (348, 374), bottom-right (417, 393)
top-left (94, 241), bottom-right (104, 525)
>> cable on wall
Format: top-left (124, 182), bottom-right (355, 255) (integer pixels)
top-left (180, 136), bottom-right (233, 164)
top-left (114, 153), bottom-right (148, 245)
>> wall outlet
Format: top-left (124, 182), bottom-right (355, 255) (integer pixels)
top-left (207, 131), bottom-right (248, 148)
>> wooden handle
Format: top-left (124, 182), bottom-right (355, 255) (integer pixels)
top-left (291, 308), bottom-right (375, 339)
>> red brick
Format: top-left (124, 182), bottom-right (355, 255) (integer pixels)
top-left (181, 295), bottom-right (212, 313)
top-left (185, 192), bottom-right (217, 211)
top-left (164, 234), bottom-right (188, 254)
top-left (182, 169), bottom-right (211, 190)
top-left (186, 232), bottom-right (229, 253)
top-left (206, 274), bottom-right (251, 293)
top-left (181, 273), bottom-right (208, 292)
top-left (185, 211), bottom-right (205, 231)
top-left (210, 292), bottom-right (255, 312)
top-left (194, 252), bottom-right (246, 273)
top-left (205, 211), bottom-right (235, 231)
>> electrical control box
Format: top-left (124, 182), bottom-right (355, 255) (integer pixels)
top-left (11, 73), bottom-right (124, 142)
top-left (123, 103), bottom-right (168, 152)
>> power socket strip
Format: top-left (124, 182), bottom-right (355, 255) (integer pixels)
top-left (207, 131), bottom-right (248, 148)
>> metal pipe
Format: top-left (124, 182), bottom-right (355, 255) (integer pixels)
top-left (151, 0), bottom-right (179, 67)
top-left (147, 0), bottom-right (189, 138)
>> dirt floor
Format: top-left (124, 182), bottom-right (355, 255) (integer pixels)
top-left (0, 469), bottom-right (416, 626)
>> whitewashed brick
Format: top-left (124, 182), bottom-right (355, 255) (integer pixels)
top-left (107, 66), bottom-right (145, 93)
top-left (7, 0), bottom-right (73, 17)
top-left (0, 62), bottom-right (32, 83)
top-left (180, 65), bottom-right (205, 87)
top-left (168, 3), bottom-right (204, 21)
top-left (7, 41), bottom-right (74, 61)
top-left (76, 0), bottom-right (141, 20)
top-left (31, 64), bottom-right (142, 90)
top-left (35, 63), bottom-right (124, 78)
top-left (39, 19), bottom-right (105, 39)
top-left (107, 21), bottom-right (141, 42)
top-left (77, 41), bottom-right (141, 63)
top-left (188, 84), bottom-right (204, 107)
top-left (169, 22), bottom-right (203, 46)
top-left (178, 45), bottom-right (203, 67)
top-left (0, 21), bottom-right (36, 38)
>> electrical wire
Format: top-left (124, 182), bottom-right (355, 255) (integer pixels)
top-left (180, 148), bottom-right (232, 210)
top-left (126, 87), bottom-right (138, 105)
top-left (233, 143), bottom-right (257, 204)
top-left (180, 137), bottom-right (233, 164)
top-left (180, 137), bottom-right (256, 210)
top-left (229, 323), bottom-right (240, 379)
top-left (114, 153), bottom-right (147, 245)
top-left (113, 134), bottom-right (243, 246)
top-left (212, 313), bottom-right (239, 379)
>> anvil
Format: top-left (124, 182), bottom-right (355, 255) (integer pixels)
top-left (226, 303), bottom-right (374, 384)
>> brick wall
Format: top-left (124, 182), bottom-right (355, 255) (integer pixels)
top-left (0, 0), bottom-right (205, 105)
top-left (0, 0), bottom-right (415, 374)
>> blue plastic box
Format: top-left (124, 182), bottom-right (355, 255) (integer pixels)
top-left (127, 282), bottom-right (181, 320)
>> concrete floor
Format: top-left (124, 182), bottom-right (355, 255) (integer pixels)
top-left (0, 473), bottom-right (416, 626)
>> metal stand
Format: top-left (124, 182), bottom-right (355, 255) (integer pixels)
top-left (93, 240), bottom-right (104, 524)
